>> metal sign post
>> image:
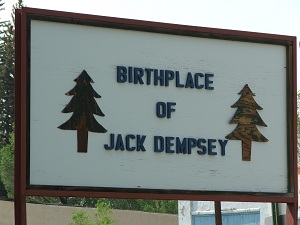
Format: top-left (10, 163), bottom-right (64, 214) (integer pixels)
top-left (214, 201), bottom-right (222, 225)
top-left (14, 9), bottom-right (27, 225)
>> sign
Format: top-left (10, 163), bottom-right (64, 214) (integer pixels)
top-left (17, 8), bottom-right (297, 200)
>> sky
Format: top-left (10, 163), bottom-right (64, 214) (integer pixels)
top-left (2, 0), bottom-right (300, 89)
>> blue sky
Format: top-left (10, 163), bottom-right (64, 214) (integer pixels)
top-left (2, 0), bottom-right (300, 89)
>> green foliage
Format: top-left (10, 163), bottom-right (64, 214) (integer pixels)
top-left (11, 0), bottom-right (24, 23)
top-left (26, 196), bottom-right (62, 204)
top-left (136, 199), bottom-right (178, 214)
top-left (94, 201), bottom-right (114, 225)
top-left (110, 199), bottom-right (178, 214)
top-left (69, 201), bottom-right (115, 225)
top-left (0, 0), bottom-right (25, 198)
top-left (0, 0), bottom-right (22, 198)
top-left (0, 11), bottom-right (14, 148)
top-left (0, 0), bottom-right (25, 148)
top-left (69, 210), bottom-right (94, 225)
top-left (67, 198), bottom-right (178, 214)
top-left (0, 131), bottom-right (14, 198)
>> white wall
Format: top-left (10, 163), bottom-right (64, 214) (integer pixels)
top-left (178, 200), bottom-right (287, 225)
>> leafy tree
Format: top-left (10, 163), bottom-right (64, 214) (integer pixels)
top-left (69, 210), bottom-right (94, 225)
top-left (0, 0), bottom-right (17, 149)
top-left (0, 131), bottom-right (14, 198)
top-left (69, 201), bottom-right (115, 225)
top-left (0, 0), bottom-right (16, 198)
top-left (94, 201), bottom-right (115, 225)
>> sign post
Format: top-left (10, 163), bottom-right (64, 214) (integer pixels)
top-left (214, 201), bottom-right (222, 225)
top-left (15, 7), bottom-right (297, 225)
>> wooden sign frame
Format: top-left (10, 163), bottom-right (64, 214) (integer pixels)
top-left (14, 7), bottom-right (297, 225)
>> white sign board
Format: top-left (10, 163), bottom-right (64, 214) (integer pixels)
top-left (29, 19), bottom-right (290, 194)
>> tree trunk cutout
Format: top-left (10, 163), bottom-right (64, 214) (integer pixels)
top-left (58, 70), bottom-right (107, 153)
top-left (225, 84), bottom-right (268, 161)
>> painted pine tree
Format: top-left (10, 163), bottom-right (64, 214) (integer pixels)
top-left (58, 70), bottom-right (107, 153)
top-left (225, 84), bottom-right (268, 161)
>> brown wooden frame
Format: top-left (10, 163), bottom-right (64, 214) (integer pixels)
top-left (15, 7), bottom-right (298, 225)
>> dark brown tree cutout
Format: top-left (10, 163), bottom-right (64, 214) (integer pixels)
top-left (58, 70), bottom-right (107, 153)
top-left (225, 84), bottom-right (268, 161)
